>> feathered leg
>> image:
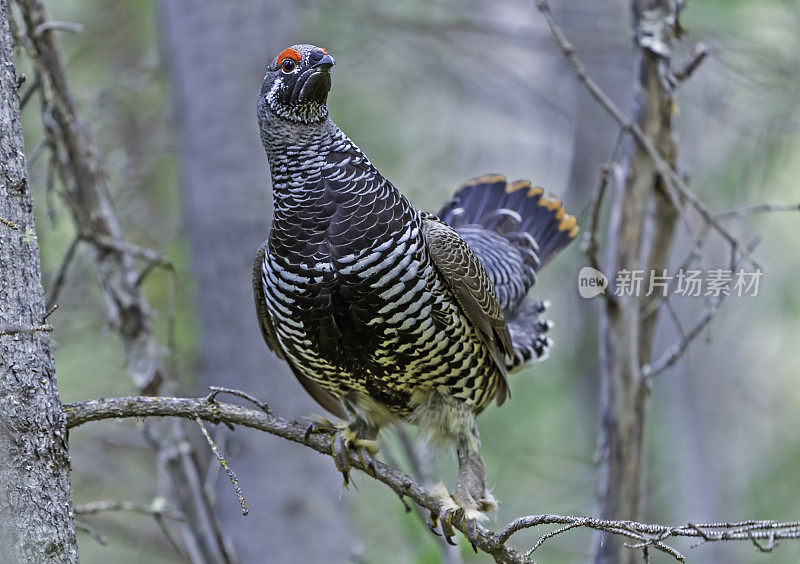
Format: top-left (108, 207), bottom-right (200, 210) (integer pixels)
top-left (429, 436), bottom-right (497, 546)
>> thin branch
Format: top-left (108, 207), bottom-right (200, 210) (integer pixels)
top-left (74, 520), bottom-right (107, 546)
top-left (716, 202), bottom-right (800, 221)
top-left (207, 386), bottom-right (270, 413)
top-left (32, 20), bottom-right (84, 36)
top-left (42, 303), bottom-right (58, 320)
top-left (65, 395), bottom-right (800, 563)
top-left (74, 499), bottom-right (184, 521)
top-left (0, 323), bottom-right (53, 336)
top-left (86, 233), bottom-right (169, 268)
top-left (640, 223), bottom-right (711, 321)
top-left (194, 417), bottom-right (248, 517)
top-left (582, 163), bottom-right (611, 274)
top-left (153, 513), bottom-right (187, 559)
top-left (643, 237), bottom-right (762, 378)
top-left (65, 395), bottom-right (529, 564)
top-left (532, 0), bottom-right (752, 266)
top-left (501, 514), bottom-right (800, 562)
top-left (45, 234), bottom-right (81, 309)
top-left (203, 429), bottom-right (226, 503)
top-left (671, 42), bottom-right (710, 84)
top-left (18, 72), bottom-right (39, 109)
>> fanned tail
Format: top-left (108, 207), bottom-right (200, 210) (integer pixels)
top-left (438, 174), bottom-right (578, 270)
top-left (438, 173), bottom-right (578, 371)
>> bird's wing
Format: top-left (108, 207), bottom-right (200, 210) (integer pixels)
top-left (420, 212), bottom-right (512, 404)
top-left (253, 242), bottom-right (348, 418)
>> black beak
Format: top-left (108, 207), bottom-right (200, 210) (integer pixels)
top-left (296, 54), bottom-right (334, 104)
top-left (312, 53), bottom-right (336, 71)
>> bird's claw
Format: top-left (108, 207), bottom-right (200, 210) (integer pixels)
top-left (427, 511), bottom-right (441, 536)
top-left (425, 505), bottom-right (466, 545)
top-left (439, 508), bottom-right (458, 545)
top-left (304, 414), bottom-right (336, 441)
top-left (305, 416), bottom-right (379, 486)
top-left (427, 483), bottom-right (485, 547)
top-left (356, 444), bottom-right (378, 477)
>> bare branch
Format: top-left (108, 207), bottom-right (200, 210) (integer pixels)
top-left (74, 499), bottom-right (184, 521)
top-left (532, 0), bottom-right (752, 266)
top-left (672, 42), bottom-right (710, 84)
top-left (0, 323), bottom-right (53, 336)
top-left (207, 386), bottom-right (270, 413)
top-left (716, 202), bottom-right (800, 221)
top-left (66, 395), bottom-right (529, 564)
top-left (65, 395), bottom-right (800, 563)
top-left (32, 20), bottom-right (84, 36)
top-left (501, 514), bottom-right (800, 562)
top-left (74, 520), bottom-right (107, 546)
top-left (45, 234), bottom-right (81, 309)
top-left (194, 417), bottom-right (248, 517)
top-left (18, 73), bottom-right (40, 109)
top-left (643, 236), bottom-right (762, 378)
top-left (582, 164), bottom-right (611, 274)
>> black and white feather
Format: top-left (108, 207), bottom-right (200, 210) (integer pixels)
top-left (254, 44), bottom-right (578, 450)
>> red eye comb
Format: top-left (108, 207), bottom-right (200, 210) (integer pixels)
top-left (277, 48), bottom-right (301, 65)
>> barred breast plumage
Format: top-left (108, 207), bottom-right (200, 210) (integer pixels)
top-left (258, 115), bottom-right (504, 424)
top-left (253, 44), bottom-right (578, 535)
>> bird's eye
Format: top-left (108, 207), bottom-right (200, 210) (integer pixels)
top-left (281, 59), bottom-right (296, 72)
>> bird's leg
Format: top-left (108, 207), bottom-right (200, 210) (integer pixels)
top-left (428, 437), bottom-right (497, 546)
top-left (305, 415), bottom-right (379, 486)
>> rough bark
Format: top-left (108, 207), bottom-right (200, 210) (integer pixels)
top-left (0, 1), bottom-right (77, 559)
top-left (15, 0), bottom-right (234, 560)
top-left (157, 2), bottom-right (353, 561)
top-left (594, 2), bottom-right (681, 563)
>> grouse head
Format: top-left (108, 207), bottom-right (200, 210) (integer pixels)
top-left (258, 44), bottom-right (335, 124)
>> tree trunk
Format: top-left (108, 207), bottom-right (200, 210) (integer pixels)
top-left (16, 0), bottom-right (237, 558)
top-left (157, 3), bottom-right (354, 561)
top-left (594, 1), bottom-right (681, 563)
top-left (0, 2), bottom-right (78, 560)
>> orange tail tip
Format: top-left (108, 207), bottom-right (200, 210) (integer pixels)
top-left (439, 174), bottom-right (579, 269)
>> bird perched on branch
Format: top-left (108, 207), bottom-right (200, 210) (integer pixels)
top-left (253, 44), bottom-right (578, 543)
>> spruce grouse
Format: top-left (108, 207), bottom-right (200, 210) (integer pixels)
top-left (253, 44), bottom-right (578, 542)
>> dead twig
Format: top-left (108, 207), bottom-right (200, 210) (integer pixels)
top-left (74, 499), bottom-right (184, 521)
top-left (45, 234), bottom-right (81, 309)
top-left (18, 73), bottom-right (40, 110)
top-left (0, 323), bottom-right (54, 336)
top-left (32, 20), bottom-right (84, 36)
top-left (207, 386), bottom-right (270, 413)
top-left (671, 42), bottom-right (710, 84)
top-left (532, 0), bottom-right (752, 268)
top-left (643, 237), bottom-right (762, 378)
top-left (582, 163), bottom-right (611, 275)
top-left (65, 395), bottom-right (800, 564)
top-left (194, 417), bottom-right (248, 517)
top-left (74, 520), bottom-right (107, 546)
top-left (716, 202), bottom-right (800, 221)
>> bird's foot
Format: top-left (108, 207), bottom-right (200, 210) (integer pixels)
top-left (304, 415), bottom-right (379, 486)
top-left (427, 483), bottom-right (497, 549)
